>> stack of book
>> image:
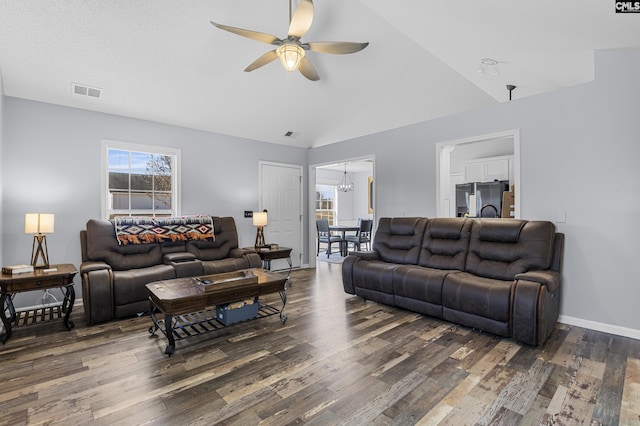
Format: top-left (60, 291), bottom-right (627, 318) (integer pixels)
top-left (2, 264), bottom-right (34, 275)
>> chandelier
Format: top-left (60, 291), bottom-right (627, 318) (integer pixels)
top-left (338, 163), bottom-right (354, 192)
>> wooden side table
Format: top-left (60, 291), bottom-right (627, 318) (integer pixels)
top-left (0, 263), bottom-right (77, 344)
top-left (245, 246), bottom-right (293, 272)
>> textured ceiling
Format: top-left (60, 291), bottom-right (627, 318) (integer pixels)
top-left (1, 0), bottom-right (639, 148)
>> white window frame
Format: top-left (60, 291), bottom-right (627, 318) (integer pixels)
top-left (315, 183), bottom-right (338, 225)
top-left (101, 140), bottom-right (181, 219)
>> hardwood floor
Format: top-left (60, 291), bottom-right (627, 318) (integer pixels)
top-left (1, 261), bottom-right (639, 425)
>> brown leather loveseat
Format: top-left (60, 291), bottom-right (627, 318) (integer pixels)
top-left (342, 217), bottom-right (564, 346)
top-left (79, 216), bottom-right (261, 324)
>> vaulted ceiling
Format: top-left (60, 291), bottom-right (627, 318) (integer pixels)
top-left (1, 1), bottom-right (639, 148)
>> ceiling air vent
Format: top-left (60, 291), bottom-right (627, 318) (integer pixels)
top-left (72, 83), bottom-right (102, 99)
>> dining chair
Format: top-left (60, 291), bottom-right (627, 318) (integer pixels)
top-left (346, 219), bottom-right (373, 253)
top-left (316, 219), bottom-right (344, 257)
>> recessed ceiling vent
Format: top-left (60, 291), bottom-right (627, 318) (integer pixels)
top-left (72, 83), bottom-right (102, 99)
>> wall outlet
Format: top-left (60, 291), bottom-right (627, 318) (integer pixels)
top-left (244, 211), bottom-right (253, 218)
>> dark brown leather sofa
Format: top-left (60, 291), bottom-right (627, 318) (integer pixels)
top-left (342, 217), bottom-right (564, 346)
top-left (79, 217), bottom-right (262, 324)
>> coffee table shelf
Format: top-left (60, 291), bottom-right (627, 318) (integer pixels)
top-left (149, 301), bottom-right (283, 354)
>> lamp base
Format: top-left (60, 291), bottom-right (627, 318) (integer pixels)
top-left (255, 226), bottom-right (266, 249)
top-left (31, 234), bottom-right (50, 269)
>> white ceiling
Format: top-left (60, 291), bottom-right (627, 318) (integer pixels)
top-left (1, 1), bottom-right (639, 149)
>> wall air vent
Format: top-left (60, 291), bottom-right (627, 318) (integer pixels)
top-left (72, 83), bottom-right (102, 99)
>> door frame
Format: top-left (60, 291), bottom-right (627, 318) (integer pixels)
top-left (259, 161), bottom-right (304, 268)
top-left (308, 155), bottom-right (375, 268)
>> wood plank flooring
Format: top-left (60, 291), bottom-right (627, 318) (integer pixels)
top-left (1, 261), bottom-right (639, 425)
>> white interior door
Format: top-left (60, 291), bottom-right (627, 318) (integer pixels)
top-left (260, 162), bottom-right (303, 270)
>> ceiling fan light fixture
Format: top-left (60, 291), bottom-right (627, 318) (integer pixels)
top-left (276, 43), bottom-right (305, 72)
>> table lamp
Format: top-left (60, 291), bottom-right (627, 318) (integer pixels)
top-left (253, 210), bottom-right (268, 248)
top-left (25, 213), bottom-right (55, 269)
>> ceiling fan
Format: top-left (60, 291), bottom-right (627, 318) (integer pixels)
top-left (210, 0), bottom-right (369, 81)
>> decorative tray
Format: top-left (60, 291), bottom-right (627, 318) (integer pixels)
top-left (192, 270), bottom-right (258, 292)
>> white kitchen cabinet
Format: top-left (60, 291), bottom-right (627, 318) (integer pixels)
top-left (464, 155), bottom-right (512, 183)
top-left (463, 162), bottom-right (483, 183)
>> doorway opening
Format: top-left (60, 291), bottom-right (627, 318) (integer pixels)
top-left (309, 156), bottom-right (375, 268)
top-left (436, 130), bottom-right (521, 219)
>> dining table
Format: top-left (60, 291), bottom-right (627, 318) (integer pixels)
top-left (329, 224), bottom-right (360, 256)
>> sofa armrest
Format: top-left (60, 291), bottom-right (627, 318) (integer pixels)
top-left (163, 252), bottom-right (202, 278)
top-left (512, 270), bottom-right (562, 346)
top-left (80, 261), bottom-right (111, 274)
top-left (80, 261), bottom-right (114, 325)
top-left (163, 252), bottom-right (197, 264)
top-left (227, 248), bottom-right (262, 268)
top-left (229, 248), bottom-right (246, 258)
top-left (348, 251), bottom-right (381, 261)
top-left (342, 251), bottom-right (382, 294)
top-left (341, 255), bottom-right (359, 294)
top-left (515, 270), bottom-right (561, 294)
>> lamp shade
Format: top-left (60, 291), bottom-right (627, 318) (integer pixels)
top-left (276, 44), bottom-right (305, 72)
top-left (25, 213), bottom-right (55, 234)
top-left (252, 212), bottom-right (268, 227)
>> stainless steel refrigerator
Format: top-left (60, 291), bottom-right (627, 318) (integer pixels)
top-left (455, 180), bottom-right (509, 217)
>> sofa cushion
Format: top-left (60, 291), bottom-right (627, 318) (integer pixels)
top-left (465, 219), bottom-right (556, 281)
top-left (186, 217), bottom-right (237, 260)
top-left (442, 272), bottom-right (513, 322)
top-left (351, 260), bottom-right (397, 306)
top-left (112, 264), bottom-right (176, 307)
top-left (418, 218), bottom-right (471, 270)
top-left (442, 271), bottom-right (513, 337)
top-left (372, 217), bottom-right (427, 265)
top-left (86, 219), bottom-right (163, 271)
top-left (393, 265), bottom-right (451, 318)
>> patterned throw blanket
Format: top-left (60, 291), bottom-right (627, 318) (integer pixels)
top-left (114, 215), bottom-right (215, 245)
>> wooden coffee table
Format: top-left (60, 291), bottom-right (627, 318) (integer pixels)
top-left (146, 268), bottom-right (289, 356)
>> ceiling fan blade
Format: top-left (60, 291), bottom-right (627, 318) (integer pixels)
top-left (288, 0), bottom-right (314, 39)
top-left (307, 41), bottom-right (369, 54)
top-left (244, 50), bottom-right (279, 72)
top-left (298, 56), bottom-right (320, 81)
top-left (210, 21), bottom-right (281, 45)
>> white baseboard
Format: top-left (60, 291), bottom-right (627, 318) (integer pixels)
top-left (559, 315), bottom-right (640, 340)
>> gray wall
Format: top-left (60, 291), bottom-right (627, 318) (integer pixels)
top-left (309, 48), bottom-right (640, 336)
top-left (0, 74), bottom-right (4, 264)
top-left (1, 98), bottom-right (307, 303)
